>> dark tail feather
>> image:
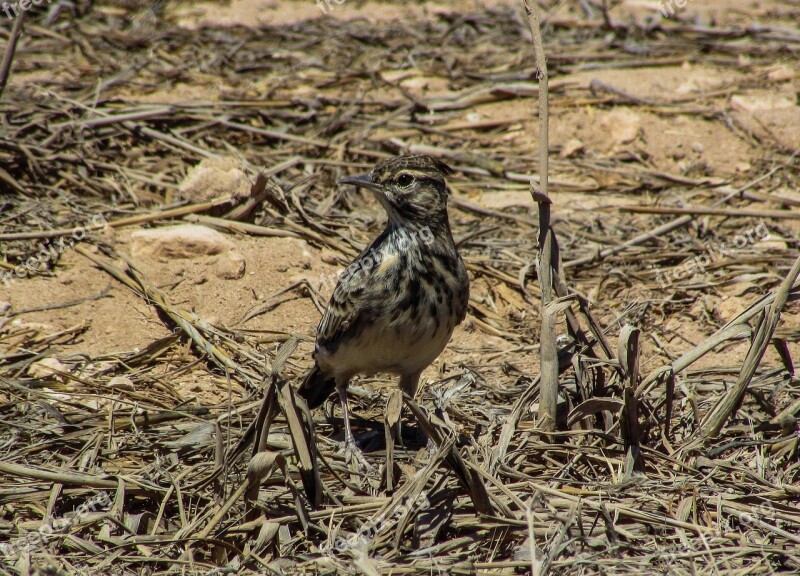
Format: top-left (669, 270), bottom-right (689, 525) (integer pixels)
top-left (298, 363), bottom-right (336, 409)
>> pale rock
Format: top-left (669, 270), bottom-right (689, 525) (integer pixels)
top-left (214, 250), bottom-right (246, 280)
top-left (59, 269), bottom-right (82, 285)
top-left (731, 94), bottom-right (794, 114)
top-left (761, 240), bottom-right (787, 252)
top-left (559, 138), bottom-right (584, 159)
top-left (691, 142), bottom-right (704, 153)
top-left (601, 109), bottom-right (641, 146)
top-left (29, 357), bottom-right (68, 380)
top-left (131, 225), bottom-right (235, 260)
top-left (767, 65), bottom-right (794, 82)
top-left (178, 157), bottom-right (251, 204)
top-left (11, 319), bottom-right (54, 333)
top-left (108, 376), bottom-right (135, 391)
top-left (0, 301), bottom-right (9, 315)
top-left (612, 0), bottom-right (667, 23)
top-left (675, 74), bottom-right (722, 95)
top-left (676, 78), bottom-right (698, 95)
top-left (320, 249), bottom-right (340, 265)
top-left (401, 76), bottom-right (436, 91)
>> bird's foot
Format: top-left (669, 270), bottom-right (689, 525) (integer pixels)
top-left (419, 437), bottom-right (439, 461)
top-left (425, 437), bottom-right (438, 454)
top-left (342, 440), bottom-right (376, 475)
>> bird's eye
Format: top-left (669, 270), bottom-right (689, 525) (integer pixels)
top-left (396, 173), bottom-right (414, 187)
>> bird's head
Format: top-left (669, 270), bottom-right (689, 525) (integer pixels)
top-left (339, 154), bottom-right (454, 228)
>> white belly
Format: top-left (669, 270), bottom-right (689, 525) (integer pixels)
top-left (316, 310), bottom-right (454, 379)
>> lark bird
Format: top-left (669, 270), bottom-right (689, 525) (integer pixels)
top-left (298, 154), bottom-right (469, 456)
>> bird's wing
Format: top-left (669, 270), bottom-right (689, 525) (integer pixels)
top-left (316, 263), bottom-right (377, 351)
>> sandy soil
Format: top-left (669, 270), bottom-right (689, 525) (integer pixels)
top-left (2, 1), bottom-right (800, 574)
top-left (2, 0), bottom-right (799, 408)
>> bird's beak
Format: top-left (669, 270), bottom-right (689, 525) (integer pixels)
top-left (338, 172), bottom-right (382, 194)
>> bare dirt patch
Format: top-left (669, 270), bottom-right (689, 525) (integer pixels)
top-left (1, 1), bottom-right (799, 574)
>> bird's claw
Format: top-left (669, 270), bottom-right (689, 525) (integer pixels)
top-left (342, 440), bottom-right (376, 475)
top-left (425, 437), bottom-right (438, 454)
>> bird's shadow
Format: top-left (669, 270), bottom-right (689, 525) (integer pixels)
top-left (324, 413), bottom-right (429, 453)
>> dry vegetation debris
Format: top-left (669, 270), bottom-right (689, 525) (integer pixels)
top-left (0, 1), bottom-right (799, 575)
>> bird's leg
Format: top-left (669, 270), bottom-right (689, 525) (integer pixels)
top-left (337, 381), bottom-right (374, 474)
top-left (384, 389), bottom-right (403, 490)
top-left (337, 384), bottom-right (356, 449)
top-left (398, 372), bottom-right (422, 449)
top-left (400, 372), bottom-right (438, 456)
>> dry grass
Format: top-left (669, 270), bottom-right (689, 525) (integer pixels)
top-left (1, 2), bottom-right (799, 575)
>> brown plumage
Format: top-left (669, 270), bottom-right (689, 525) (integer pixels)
top-left (298, 154), bottom-right (469, 453)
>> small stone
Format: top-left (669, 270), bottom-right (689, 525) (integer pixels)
top-left (691, 142), bottom-right (704, 153)
top-left (767, 65), bottom-right (794, 83)
top-left (29, 357), bottom-right (68, 380)
top-left (601, 109), bottom-right (641, 146)
top-left (59, 269), bottom-right (82, 285)
top-left (178, 157), bottom-right (251, 204)
top-left (108, 376), bottom-right (135, 391)
top-left (320, 249), bottom-right (340, 265)
top-left (131, 225), bottom-right (235, 260)
top-left (676, 78), bottom-right (698, 95)
top-left (12, 320), bottom-right (54, 333)
top-left (0, 301), bottom-right (9, 315)
top-left (559, 138), bottom-right (584, 159)
top-left (731, 94), bottom-right (794, 114)
top-left (214, 251), bottom-right (246, 280)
